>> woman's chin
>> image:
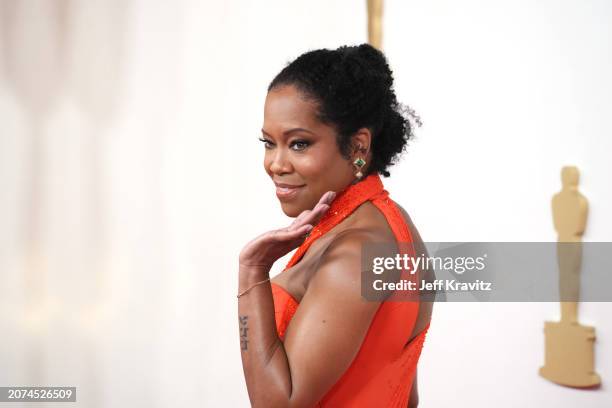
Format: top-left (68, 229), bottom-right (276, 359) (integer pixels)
top-left (279, 202), bottom-right (304, 218)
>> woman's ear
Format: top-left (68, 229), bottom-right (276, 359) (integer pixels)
top-left (351, 128), bottom-right (372, 156)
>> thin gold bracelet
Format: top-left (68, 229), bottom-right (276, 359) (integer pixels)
top-left (237, 277), bottom-right (271, 298)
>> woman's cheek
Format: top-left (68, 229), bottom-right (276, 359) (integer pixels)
top-left (296, 153), bottom-right (325, 176)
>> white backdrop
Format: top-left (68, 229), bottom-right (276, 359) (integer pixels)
top-left (0, 0), bottom-right (610, 407)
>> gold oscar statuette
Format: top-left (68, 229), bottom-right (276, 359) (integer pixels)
top-left (539, 166), bottom-right (601, 388)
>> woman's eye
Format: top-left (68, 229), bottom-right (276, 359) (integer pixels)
top-left (258, 137), bottom-right (273, 149)
top-left (290, 140), bottom-right (310, 151)
top-left (258, 137), bottom-right (309, 151)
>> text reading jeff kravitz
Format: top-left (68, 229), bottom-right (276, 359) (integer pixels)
top-left (371, 253), bottom-right (492, 292)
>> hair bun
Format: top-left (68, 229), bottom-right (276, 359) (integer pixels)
top-left (339, 44), bottom-right (392, 88)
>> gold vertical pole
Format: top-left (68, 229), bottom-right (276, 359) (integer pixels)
top-left (367, 0), bottom-right (384, 50)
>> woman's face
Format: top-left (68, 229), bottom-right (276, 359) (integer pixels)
top-left (261, 84), bottom-right (355, 217)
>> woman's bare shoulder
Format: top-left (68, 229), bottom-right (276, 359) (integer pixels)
top-left (392, 200), bottom-right (426, 245)
top-left (321, 227), bottom-right (383, 261)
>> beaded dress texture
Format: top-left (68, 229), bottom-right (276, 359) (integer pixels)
top-left (271, 173), bottom-right (430, 407)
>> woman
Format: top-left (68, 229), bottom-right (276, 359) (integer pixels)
top-left (237, 43), bottom-right (433, 407)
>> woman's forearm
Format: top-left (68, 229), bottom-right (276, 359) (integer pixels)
top-left (238, 265), bottom-right (293, 407)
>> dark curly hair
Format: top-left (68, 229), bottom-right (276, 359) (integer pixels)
top-left (267, 43), bottom-right (420, 177)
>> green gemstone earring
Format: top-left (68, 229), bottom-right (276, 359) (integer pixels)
top-left (353, 157), bottom-right (366, 179)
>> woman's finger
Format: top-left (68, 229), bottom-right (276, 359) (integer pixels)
top-left (288, 191), bottom-right (336, 232)
top-left (315, 191), bottom-right (336, 208)
top-left (292, 191), bottom-right (335, 229)
top-left (298, 202), bottom-right (330, 227)
top-left (318, 191), bottom-right (336, 206)
top-left (288, 209), bottom-right (312, 231)
top-left (272, 224), bottom-right (313, 242)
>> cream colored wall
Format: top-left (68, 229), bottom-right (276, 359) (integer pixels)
top-left (0, 0), bottom-right (610, 407)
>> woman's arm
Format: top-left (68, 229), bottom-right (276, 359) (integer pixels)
top-left (238, 231), bottom-right (384, 408)
top-left (238, 265), bottom-right (292, 407)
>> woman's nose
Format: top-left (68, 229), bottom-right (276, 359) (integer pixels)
top-left (268, 149), bottom-right (293, 175)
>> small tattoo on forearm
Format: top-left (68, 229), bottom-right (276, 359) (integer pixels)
top-left (239, 315), bottom-right (249, 351)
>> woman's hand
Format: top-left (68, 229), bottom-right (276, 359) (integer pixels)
top-left (239, 191), bottom-right (336, 271)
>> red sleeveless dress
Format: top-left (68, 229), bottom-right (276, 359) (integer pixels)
top-left (271, 173), bottom-right (430, 407)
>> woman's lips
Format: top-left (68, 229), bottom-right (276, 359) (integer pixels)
top-left (275, 184), bottom-right (305, 200)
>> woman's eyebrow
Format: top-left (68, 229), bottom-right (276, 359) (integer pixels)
top-left (261, 127), bottom-right (315, 137)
